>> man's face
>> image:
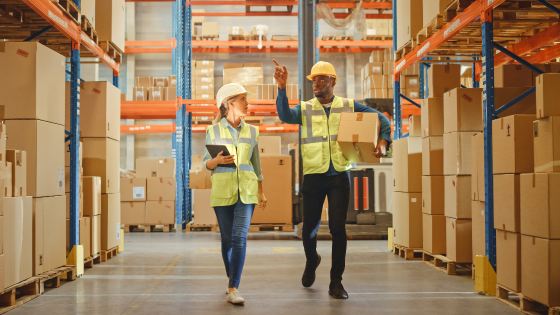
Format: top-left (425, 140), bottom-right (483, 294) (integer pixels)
top-left (312, 75), bottom-right (335, 98)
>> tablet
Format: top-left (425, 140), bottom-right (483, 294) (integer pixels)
top-left (205, 144), bottom-right (236, 168)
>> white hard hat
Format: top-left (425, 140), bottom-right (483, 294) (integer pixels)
top-left (216, 83), bottom-right (250, 110)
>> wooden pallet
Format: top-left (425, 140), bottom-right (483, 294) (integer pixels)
top-left (50, 0), bottom-right (80, 25)
top-left (36, 266), bottom-right (76, 294)
top-left (361, 35), bottom-right (392, 41)
top-left (245, 0), bottom-right (293, 13)
top-left (228, 35), bottom-right (245, 40)
top-left (322, 35), bottom-right (354, 41)
top-left (194, 35), bottom-right (219, 41)
top-left (125, 224), bottom-right (175, 233)
top-left (243, 116), bottom-right (264, 124)
top-left (248, 224), bottom-right (293, 232)
top-left (496, 284), bottom-right (560, 315)
top-left (244, 35), bottom-right (268, 41)
top-left (395, 38), bottom-right (417, 60)
top-left (185, 223), bottom-right (218, 232)
top-left (84, 253), bottom-right (101, 268)
top-left (80, 15), bottom-right (98, 44)
top-left (0, 277), bottom-right (40, 315)
top-left (100, 246), bottom-right (119, 262)
top-left (271, 35), bottom-right (296, 41)
top-left (417, 14), bottom-right (444, 46)
top-left (393, 244), bottom-right (422, 260)
top-left (422, 251), bottom-right (472, 275)
top-left (443, 0), bottom-right (476, 22)
top-left (99, 41), bottom-right (122, 63)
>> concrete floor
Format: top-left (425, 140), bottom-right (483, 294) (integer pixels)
top-left (11, 232), bottom-right (521, 315)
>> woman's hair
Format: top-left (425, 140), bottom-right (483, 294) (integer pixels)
top-left (213, 94), bottom-right (239, 124)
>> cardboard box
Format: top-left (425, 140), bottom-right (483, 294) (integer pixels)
top-left (157, 158), bottom-right (176, 178)
top-left (132, 87), bottom-right (147, 101)
top-left (81, 0), bottom-right (96, 27)
top-left (422, 176), bottom-right (444, 215)
top-left (444, 175), bottom-right (471, 219)
top-left (423, 213), bottom-right (446, 254)
top-left (403, 63), bottom-right (420, 76)
top-left (259, 136), bottom-right (281, 155)
top-left (101, 193), bottom-right (120, 250)
top-left (252, 155), bottom-right (292, 224)
top-left (83, 176), bottom-right (101, 216)
top-left (0, 123), bottom-right (6, 162)
top-left (1, 161), bottom-right (11, 198)
top-left (194, 69), bottom-right (214, 78)
top-left (494, 87), bottom-right (537, 118)
top-left (223, 63), bottom-right (263, 85)
top-left (153, 77), bottom-right (168, 88)
top-left (369, 50), bottom-right (385, 63)
top-left (189, 170), bottom-right (211, 189)
top-left (521, 235), bottom-right (560, 307)
top-left (364, 75), bottom-right (388, 89)
top-left (533, 116), bottom-right (560, 173)
top-left (148, 87), bottom-right (165, 101)
top-left (82, 138), bottom-right (119, 194)
top-left (89, 215), bottom-right (101, 255)
top-left (145, 201), bottom-right (175, 224)
top-left (444, 131), bottom-right (479, 175)
top-left (121, 201), bottom-right (145, 225)
top-left (338, 112), bottom-right (381, 164)
top-left (520, 173), bottom-right (560, 239)
top-left (396, 0), bottom-right (423, 50)
top-left (443, 88), bottom-right (483, 133)
top-left (423, 0), bottom-right (452, 27)
top-left (4, 196), bottom-right (32, 286)
top-left (165, 87), bottom-right (177, 101)
top-left (446, 217), bottom-right (472, 263)
top-left (497, 230), bottom-right (521, 292)
top-left (422, 136), bottom-right (443, 176)
top-left (65, 217), bottom-right (90, 257)
top-left (0, 255), bottom-right (4, 291)
top-left (195, 77), bottom-right (214, 86)
top-left (393, 137), bottom-right (422, 192)
top-left (147, 178), bottom-right (176, 201)
top-left (492, 115), bottom-right (536, 174)
top-left (392, 191), bottom-right (423, 248)
top-left (365, 89), bottom-right (389, 99)
top-left (136, 159), bottom-right (159, 178)
top-left (195, 83), bottom-right (214, 95)
top-left (135, 77), bottom-right (151, 88)
top-left (495, 64), bottom-right (533, 88)
top-left (121, 94), bottom-right (126, 101)
top-left (471, 200), bottom-right (485, 262)
top-left (493, 174), bottom-right (520, 233)
top-left (69, 81), bottom-right (121, 141)
top-left (6, 150), bottom-right (26, 197)
top-left (95, 0), bottom-right (125, 52)
top-left (196, 60), bottom-right (215, 69)
top-left (168, 75), bottom-right (177, 87)
top-left (403, 88), bottom-right (419, 99)
top-left (196, 93), bottom-right (215, 100)
top-left (65, 192), bottom-right (84, 219)
top-left (228, 26), bottom-right (243, 35)
top-left (536, 73), bottom-right (560, 118)
top-left (6, 120), bottom-right (65, 197)
top-left (192, 9), bottom-right (205, 24)
top-left (202, 22), bottom-right (219, 37)
top-left (192, 189), bottom-right (216, 225)
top-left (471, 133), bottom-right (485, 201)
top-left (421, 98), bottom-right (444, 138)
top-left (120, 178), bottom-right (146, 202)
top-left (402, 75), bottom-right (419, 89)
top-left (364, 62), bottom-right (384, 77)
top-left (0, 42), bottom-right (65, 125)
top-left (427, 64), bottom-right (461, 98)
top-left (32, 196), bottom-right (66, 276)
top-left (409, 115), bottom-right (422, 137)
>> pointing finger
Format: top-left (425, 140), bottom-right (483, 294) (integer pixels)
top-left (272, 59), bottom-right (280, 67)
top-left (283, 65), bottom-right (288, 74)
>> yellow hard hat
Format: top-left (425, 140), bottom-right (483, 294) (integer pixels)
top-left (306, 61), bottom-right (337, 82)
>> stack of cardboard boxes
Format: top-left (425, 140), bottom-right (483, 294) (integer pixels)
top-left (193, 60), bottom-right (215, 100)
top-left (1, 42), bottom-right (67, 282)
top-left (361, 18), bottom-right (393, 39)
top-left (121, 158), bottom-right (176, 227)
top-left (361, 49), bottom-right (396, 99)
top-left (75, 81), bottom-right (121, 252)
top-left (223, 63), bottom-right (264, 87)
top-left (189, 155), bottom-right (214, 226)
top-left (133, 75), bottom-right (177, 101)
top-left (442, 87), bottom-right (482, 264)
top-left (392, 133), bottom-right (422, 250)
top-left (396, 0), bottom-right (423, 50)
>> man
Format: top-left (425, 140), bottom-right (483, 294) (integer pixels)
top-left (273, 60), bottom-right (391, 299)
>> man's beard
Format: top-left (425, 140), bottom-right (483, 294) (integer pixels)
top-left (314, 85), bottom-right (331, 98)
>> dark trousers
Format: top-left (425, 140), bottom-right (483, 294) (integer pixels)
top-left (301, 171), bottom-right (350, 282)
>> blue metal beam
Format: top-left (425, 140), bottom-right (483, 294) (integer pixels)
top-left (461, 84), bottom-right (467, 89)
top-left (419, 60), bottom-right (425, 99)
top-left (24, 26), bottom-right (53, 41)
top-left (69, 40), bottom-right (81, 248)
top-left (536, 0), bottom-right (560, 15)
top-left (492, 42), bottom-right (544, 75)
top-left (494, 86), bottom-right (536, 117)
top-left (482, 19), bottom-right (496, 270)
top-left (472, 56), bottom-right (479, 88)
top-left (399, 93), bottom-right (421, 108)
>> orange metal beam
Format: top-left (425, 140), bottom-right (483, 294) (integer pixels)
top-left (125, 40), bottom-right (175, 47)
top-left (121, 125), bottom-right (174, 133)
top-left (394, 0), bottom-right (507, 77)
top-left (523, 42), bottom-right (560, 64)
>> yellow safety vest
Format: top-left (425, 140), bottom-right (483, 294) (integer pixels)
top-left (207, 120), bottom-right (260, 207)
top-left (300, 96), bottom-right (355, 175)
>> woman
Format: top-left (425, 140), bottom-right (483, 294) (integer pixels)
top-left (203, 83), bottom-right (267, 305)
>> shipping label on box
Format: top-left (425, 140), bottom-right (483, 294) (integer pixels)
top-left (168, 75), bottom-right (177, 87)
top-left (149, 87), bottom-right (165, 101)
top-left (364, 62), bottom-right (384, 77)
top-left (133, 87), bottom-right (147, 101)
top-left (337, 112), bottom-right (381, 164)
top-left (153, 77), bottom-right (168, 87)
top-left (120, 178), bottom-right (147, 202)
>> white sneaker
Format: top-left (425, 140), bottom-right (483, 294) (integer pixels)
top-left (226, 288), bottom-right (229, 295)
top-left (227, 289), bottom-right (245, 304)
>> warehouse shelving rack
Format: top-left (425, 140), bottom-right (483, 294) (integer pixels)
top-left (0, 0), bottom-right (121, 251)
top-left (392, 0), bottom-right (560, 273)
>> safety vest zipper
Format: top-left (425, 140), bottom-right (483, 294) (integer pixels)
top-left (325, 108), bottom-right (333, 165)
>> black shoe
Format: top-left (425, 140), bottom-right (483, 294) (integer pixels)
top-left (302, 254), bottom-right (321, 287)
top-left (329, 282), bottom-right (348, 299)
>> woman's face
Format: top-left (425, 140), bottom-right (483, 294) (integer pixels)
top-left (228, 93), bottom-right (249, 116)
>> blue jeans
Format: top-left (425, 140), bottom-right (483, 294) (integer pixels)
top-left (214, 198), bottom-right (255, 289)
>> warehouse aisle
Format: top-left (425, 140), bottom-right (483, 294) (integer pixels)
top-left (11, 233), bottom-right (519, 315)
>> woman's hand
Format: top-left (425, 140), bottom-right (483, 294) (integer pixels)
top-left (257, 181), bottom-right (267, 210)
top-left (206, 151), bottom-right (235, 170)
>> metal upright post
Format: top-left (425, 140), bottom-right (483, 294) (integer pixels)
top-left (68, 1), bottom-right (81, 249)
top-left (481, 9), bottom-right (496, 269)
top-left (298, 0), bottom-right (315, 101)
top-left (419, 60), bottom-right (425, 99)
top-left (315, 21), bottom-right (319, 63)
top-left (184, 1), bottom-right (192, 224)
top-left (392, 0), bottom-right (401, 140)
top-left (171, 0), bottom-right (177, 161)
top-left (174, 0), bottom-right (184, 230)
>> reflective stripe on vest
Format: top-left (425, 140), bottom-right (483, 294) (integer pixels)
top-left (302, 98), bottom-right (351, 144)
top-left (212, 124), bottom-right (234, 145)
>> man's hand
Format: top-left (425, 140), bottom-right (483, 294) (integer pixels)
top-left (273, 59), bottom-right (288, 91)
top-left (374, 139), bottom-right (388, 158)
